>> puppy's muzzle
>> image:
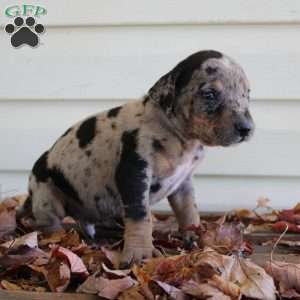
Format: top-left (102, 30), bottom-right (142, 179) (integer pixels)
top-left (234, 118), bottom-right (254, 141)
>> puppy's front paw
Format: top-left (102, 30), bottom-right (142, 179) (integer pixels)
top-left (119, 244), bottom-right (162, 269)
top-left (120, 217), bottom-right (162, 268)
top-left (182, 229), bottom-right (199, 249)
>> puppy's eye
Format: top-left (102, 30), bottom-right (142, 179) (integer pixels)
top-left (200, 89), bottom-right (217, 101)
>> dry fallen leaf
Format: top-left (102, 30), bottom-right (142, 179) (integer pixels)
top-left (52, 246), bottom-right (89, 275)
top-left (102, 263), bottom-right (131, 277)
top-left (265, 260), bottom-right (300, 298)
top-left (39, 229), bottom-right (67, 246)
top-left (256, 197), bottom-right (271, 208)
top-left (182, 280), bottom-right (233, 300)
top-left (77, 274), bottom-right (135, 299)
top-left (200, 219), bottom-right (244, 254)
top-left (0, 197), bottom-right (18, 239)
top-left (272, 221), bottom-right (300, 233)
top-left (118, 285), bottom-right (146, 300)
top-left (244, 223), bottom-right (273, 234)
top-left (155, 280), bottom-right (189, 300)
top-left (278, 209), bottom-right (300, 225)
top-left (229, 256), bottom-right (276, 300)
top-left (1, 279), bottom-right (22, 291)
top-left (1, 231), bottom-right (38, 249)
top-left (141, 247), bottom-right (276, 300)
top-left (45, 259), bottom-right (71, 292)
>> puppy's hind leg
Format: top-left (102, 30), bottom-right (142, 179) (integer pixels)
top-left (31, 180), bottom-right (66, 233)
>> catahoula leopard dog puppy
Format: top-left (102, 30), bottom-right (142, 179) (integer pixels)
top-left (21, 50), bottom-right (254, 267)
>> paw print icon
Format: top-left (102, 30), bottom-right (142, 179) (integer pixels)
top-left (5, 16), bottom-right (45, 48)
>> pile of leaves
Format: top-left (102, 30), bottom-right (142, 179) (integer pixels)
top-left (0, 195), bottom-right (300, 299)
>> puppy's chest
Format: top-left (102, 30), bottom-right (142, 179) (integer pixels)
top-left (150, 142), bottom-right (204, 203)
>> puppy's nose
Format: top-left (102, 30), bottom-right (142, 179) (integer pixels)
top-left (235, 122), bottom-right (252, 138)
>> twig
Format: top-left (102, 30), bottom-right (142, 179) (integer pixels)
top-left (270, 223), bottom-right (289, 264)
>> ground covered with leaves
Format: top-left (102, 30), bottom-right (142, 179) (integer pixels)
top-left (1, 195), bottom-right (300, 299)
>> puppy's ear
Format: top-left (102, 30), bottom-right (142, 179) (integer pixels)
top-left (148, 50), bottom-right (223, 116)
top-left (148, 70), bottom-right (177, 116)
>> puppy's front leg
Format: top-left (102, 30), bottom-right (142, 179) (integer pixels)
top-left (119, 198), bottom-right (161, 268)
top-left (116, 131), bottom-right (160, 268)
top-left (168, 175), bottom-right (200, 234)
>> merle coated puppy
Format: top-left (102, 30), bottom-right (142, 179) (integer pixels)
top-left (21, 50), bottom-right (254, 267)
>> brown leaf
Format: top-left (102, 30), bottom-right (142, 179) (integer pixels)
top-left (155, 280), bottom-right (189, 300)
top-left (293, 203), bottom-right (300, 213)
top-left (102, 263), bottom-right (131, 277)
top-left (200, 220), bottom-right (243, 254)
top-left (256, 197), bottom-right (271, 208)
top-left (77, 275), bottom-right (135, 299)
top-left (39, 229), bottom-right (82, 249)
top-left (52, 246), bottom-right (89, 275)
top-left (0, 246), bottom-right (48, 272)
top-left (45, 259), bottom-right (71, 292)
top-left (39, 229), bottom-right (67, 246)
top-left (118, 286), bottom-right (146, 300)
top-left (61, 229), bottom-right (81, 248)
top-left (1, 279), bottom-right (22, 290)
top-left (0, 198), bottom-right (18, 239)
top-left (19, 283), bottom-right (47, 292)
top-left (244, 223), bottom-right (273, 234)
top-left (141, 247), bottom-right (276, 300)
top-left (81, 249), bottom-right (107, 273)
top-left (229, 256), bottom-right (276, 300)
top-left (101, 246), bottom-right (121, 268)
top-left (1, 231), bottom-right (38, 249)
top-left (182, 280), bottom-right (233, 300)
top-left (265, 260), bottom-right (300, 298)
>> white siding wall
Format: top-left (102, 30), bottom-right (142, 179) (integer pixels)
top-left (0, 0), bottom-right (300, 210)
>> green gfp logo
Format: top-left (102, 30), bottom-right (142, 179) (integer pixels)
top-left (5, 4), bottom-right (47, 18)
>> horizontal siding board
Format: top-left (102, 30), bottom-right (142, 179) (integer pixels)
top-left (0, 25), bottom-right (300, 100)
top-left (2, 128), bottom-right (300, 176)
top-left (1, 99), bottom-right (300, 176)
top-left (1, 0), bottom-right (300, 26)
top-left (154, 174), bottom-right (300, 211)
top-left (1, 171), bottom-right (299, 211)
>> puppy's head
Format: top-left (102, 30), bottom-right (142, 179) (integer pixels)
top-left (149, 50), bottom-right (254, 146)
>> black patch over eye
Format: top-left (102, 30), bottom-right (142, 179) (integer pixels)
top-left (200, 89), bottom-right (217, 101)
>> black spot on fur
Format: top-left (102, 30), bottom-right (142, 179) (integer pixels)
top-left (105, 185), bottom-right (117, 199)
top-left (32, 151), bottom-right (49, 182)
top-left (76, 117), bottom-right (97, 148)
top-left (94, 195), bottom-right (100, 202)
top-left (150, 183), bottom-right (161, 194)
top-left (152, 139), bottom-right (164, 151)
top-left (107, 106), bottom-right (122, 118)
top-left (135, 113), bottom-right (142, 117)
top-left (115, 129), bottom-right (148, 220)
top-left (174, 50), bottom-right (222, 94)
top-left (126, 206), bottom-right (147, 220)
top-left (159, 93), bottom-right (175, 114)
top-left (85, 150), bottom-right (91, 157)
top-left (49, 167), bottom-right (83, 206)
top-left (111, 122), bottom-right (117, 130)
top-left (205, 66), bottom-right (217, 75)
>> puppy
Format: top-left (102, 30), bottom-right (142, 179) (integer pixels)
top-left (21, 50), bottom-right (254, 267)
